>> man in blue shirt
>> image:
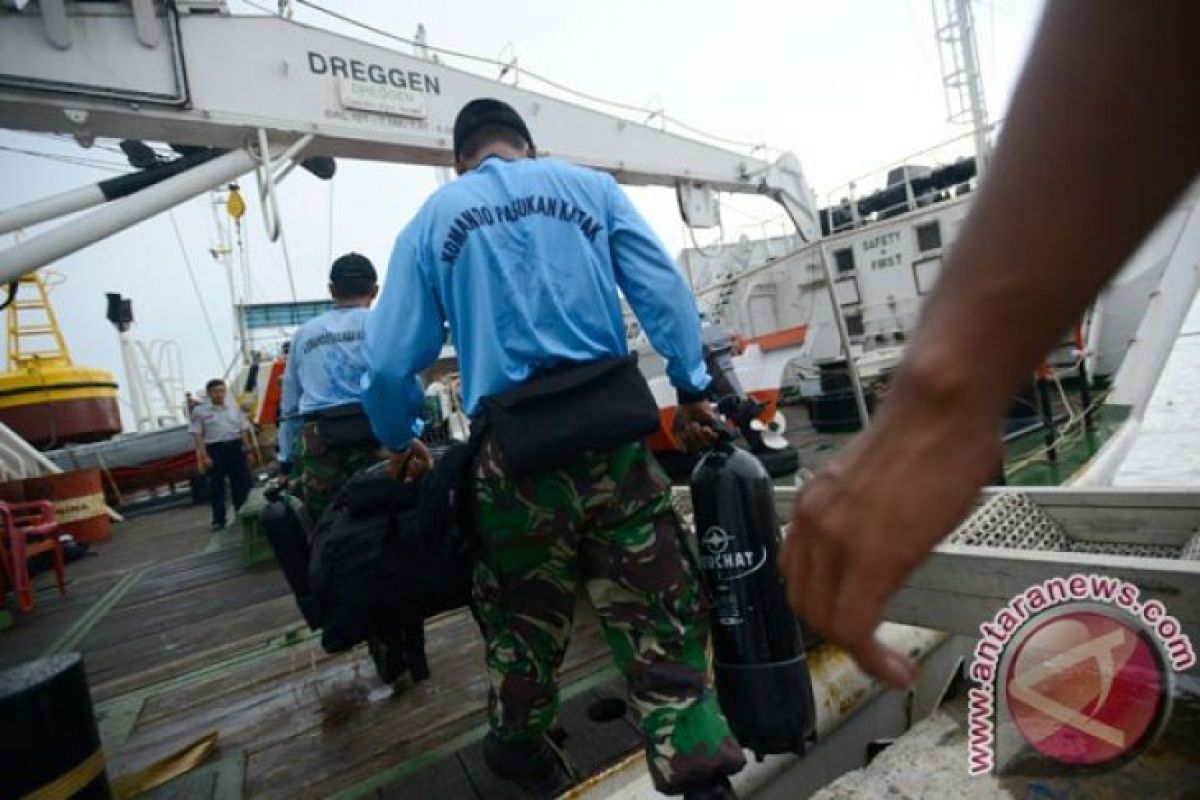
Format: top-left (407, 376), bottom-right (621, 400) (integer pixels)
top-left (279, 253), bottom-right (381, 520)
top-left (280, 252), bottom-right (428, 685)
top-left (364, 99), bottom-right (743, 798)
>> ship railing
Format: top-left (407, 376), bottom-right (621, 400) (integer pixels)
top-left (819, 127), bottom-right (998, 235)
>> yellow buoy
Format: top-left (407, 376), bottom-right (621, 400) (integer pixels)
top-left (0, 273), bottom-right (120, 448)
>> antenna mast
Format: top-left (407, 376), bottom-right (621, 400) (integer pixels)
top-left (933, 0), bottom-right (991, 174)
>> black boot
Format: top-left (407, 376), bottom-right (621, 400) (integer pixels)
top-left (482, 732), bottom-right (573, 799)
top-left (683, 776), bottom-right (738, 800)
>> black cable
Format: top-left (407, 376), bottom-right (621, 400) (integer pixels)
top-left (0, 144), bottom-right (127, 172)
top-left (0, 282), bottom-right (17, 312)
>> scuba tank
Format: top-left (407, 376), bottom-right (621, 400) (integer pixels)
top-left (691, 428), bottom-right (816, 759)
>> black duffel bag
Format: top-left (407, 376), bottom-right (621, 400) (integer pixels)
top-left (260, 488), bottom-right (321, 628)
top-left (308, 443), bottom-right (475, 654)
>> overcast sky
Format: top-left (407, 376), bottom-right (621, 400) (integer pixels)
top-left (0, 0), bottom-right (1057, 425)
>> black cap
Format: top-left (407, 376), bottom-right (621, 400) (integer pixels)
top-left (453, 98), bottom-right (533, 160)
top-left (329, 252), bottom-right (377, 287)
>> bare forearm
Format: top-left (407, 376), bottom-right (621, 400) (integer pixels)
top-left (192, 433), bottom-right (206, 456)
top-left (893, 0), bottom-right (1200, 423)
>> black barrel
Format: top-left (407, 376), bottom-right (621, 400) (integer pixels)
top-left (0, 654), bottom-right (112, 799)
top-left (691, 436), bottom-right (816, 759)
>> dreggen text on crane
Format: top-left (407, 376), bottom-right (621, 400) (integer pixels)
top-left (308, 52), bottom-right (442, 95)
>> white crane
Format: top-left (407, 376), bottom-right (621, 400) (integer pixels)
top-left (0, 0), bottom-right (880, 423)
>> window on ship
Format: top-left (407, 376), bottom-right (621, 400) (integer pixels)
top-left (833, 247), bottom-right (856, 274)
top-left (915, 221), bottom-right (942, 253)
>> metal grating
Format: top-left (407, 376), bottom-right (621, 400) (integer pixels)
top-left (678, 487), bottom-right (1195, 562)
top-left (950, 492), bottom-right (1188, 560)
top-left (948, 493), bottom-right (1070, 551)
top-left (1069, 541), bottom-right (1183, 559)
top-left (1181, 529), bottom-right (1200, 561)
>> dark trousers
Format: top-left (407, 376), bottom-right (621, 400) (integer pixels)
top-left (207, 440), bottom-right (251, 525)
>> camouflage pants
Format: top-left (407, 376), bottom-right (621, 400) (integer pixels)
top-left (473, 438), bottom-right (745, 794)
top-left (294, 428), bottom-right (382, 523)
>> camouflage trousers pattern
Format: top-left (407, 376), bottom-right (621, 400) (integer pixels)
top-left (294, 428), bottom-right (383, 523)
top-left (472, 438), bottom-right (745, 794)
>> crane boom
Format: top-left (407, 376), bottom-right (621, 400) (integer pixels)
top-left (0, 0), bottom-right (847, 412)
top-left (0, 1), bottom-right (816, 226)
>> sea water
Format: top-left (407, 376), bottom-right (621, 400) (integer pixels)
top-left (1114, 325), bottom-right (1200, 487)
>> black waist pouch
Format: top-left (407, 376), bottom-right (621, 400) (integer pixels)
top-left (304, 403), bottom-right (378, 452)
top-left (480, 354), bottom-right (660, 479)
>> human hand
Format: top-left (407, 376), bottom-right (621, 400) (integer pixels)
top-left (197, 453), bottom-right (212, 474)
top-left (671, 401), bottom-right (723, 453)
top-left (387, 439), bottom-right (434, 483)
top-left (779, 399), bottom-right (1000, 689)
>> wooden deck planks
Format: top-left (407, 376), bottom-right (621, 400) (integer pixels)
top-left (0, 504), bottom-right (217, 671)
top-left (88, 594), bottom-right (303, 703)
top-left (239, 618), bottom-right (611, 799)
top-left (0, 571), bottom-right (124, 668)
top-left (1, 491), bottom-right (650, 799)
top-left (85, 570), bottom-right (290, 653)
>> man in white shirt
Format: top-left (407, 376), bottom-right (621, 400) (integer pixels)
top-left (190, 378), bottom-right (254, 530)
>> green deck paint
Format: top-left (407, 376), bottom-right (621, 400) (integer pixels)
top-left (211, 752), bottom-right (247, 800)
top-left (1004, 404), bottom-right (1131, 487)
top-left (43, 566), bottom-right (146, 657)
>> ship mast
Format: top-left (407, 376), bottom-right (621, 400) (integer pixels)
top-left (934, 0), bottom-right (991, 175)
top-left (209, 186), bottom-right (252, 366)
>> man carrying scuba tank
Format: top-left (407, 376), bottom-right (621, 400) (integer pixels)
top-left (278, 252), bottom-right (429, 685)
top-left (363, 99), bottom-right (745, 799)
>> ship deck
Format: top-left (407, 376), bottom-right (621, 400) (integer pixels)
top-left (0, 501), bottom-right (641, 799)
top-left (0, 405), bottom-right (863, 800)
top-left (0, 397), bottom-right (1127, 799)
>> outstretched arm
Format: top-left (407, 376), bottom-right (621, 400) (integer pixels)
top-left (780, 0), bottom-right (1200, 689)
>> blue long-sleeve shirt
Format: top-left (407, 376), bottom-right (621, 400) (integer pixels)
top-left (278, 306), bottom-right (371, 462)
top-left (363, 156), bottom-right (710, 451)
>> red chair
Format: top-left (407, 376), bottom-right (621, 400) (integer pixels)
top-left (0, 500), bottom-right (66, 613)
